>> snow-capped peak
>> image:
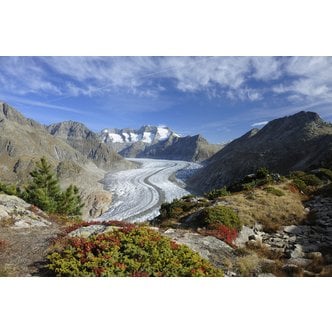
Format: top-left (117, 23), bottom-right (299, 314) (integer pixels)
top-left (99, 125), bottom-right (178, 144)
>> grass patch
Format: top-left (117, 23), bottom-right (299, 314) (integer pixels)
top-left (264, 187), bottom-right (285, 196)
top-left (216, 181), bottom-right (306, 231)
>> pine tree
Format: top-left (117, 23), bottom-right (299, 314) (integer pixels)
top-left (57, 184), bottom-right (84, 217)
top-left (24, 157), bottom-right (61, 213)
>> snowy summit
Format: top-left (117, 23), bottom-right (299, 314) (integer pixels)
top-left (100, 125), bottom-right (179, 145)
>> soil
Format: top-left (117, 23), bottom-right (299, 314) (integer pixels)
top-left (0, 222), bottom-right (62, 277)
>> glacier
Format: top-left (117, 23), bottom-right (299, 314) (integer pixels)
top-left (95, 158), bottom-right (202, 223)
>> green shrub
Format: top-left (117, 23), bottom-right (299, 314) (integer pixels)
top-left (264, 187), bottom-right (285, 196)
top-left (160, 198), bottom-right (196, 219)
top-left (290, 171), bottom-right (307, 178)
top-left (243, 181), bottom-right (256, 191)
top-left (0, 182), bottom-right (18, 196)
top-left (204, 187), bottom-right (230, 200)
top-left (200, 205), bottom-right (242, 230)
top-left (290, 171), bottom-right (322, 187)
top-left (256, 167), bottom-right (270, 179)
top-left (46, 226), bottom-right (223, 277)
top-left (300, 174), bottom-right (322, 186)
top-left (292, 178), bottom-right (307, 193)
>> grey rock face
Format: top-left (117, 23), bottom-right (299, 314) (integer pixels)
top-left (189, 111), bottom-right (332, 192)
top-left (0, 194), bottom-right (50, 228)
top-left (46, 121), bottom-right (132, 171)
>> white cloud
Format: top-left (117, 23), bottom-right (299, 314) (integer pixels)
top-left (1, 56), bottom-right (332, 107)
top-left (251, 57), bottom-right (283, 81)
top-left (251, 121), bottom-right (269, 127)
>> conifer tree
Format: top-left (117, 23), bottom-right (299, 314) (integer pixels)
top-left (24, 157), bottom-right (61, 213)
top-left (57, 184), bottom-right (84, 217)
top-left (24, 157), bottom-right (84, 217)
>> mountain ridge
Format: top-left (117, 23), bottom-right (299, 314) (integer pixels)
top-left (188, 110), bottom-right (332, 192)
top-left (99, 125), bottom-right (222, 162)
top-left (46, 121), bottom-right (134, 171)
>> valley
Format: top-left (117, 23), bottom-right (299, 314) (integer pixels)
top-left (97, 158), bottom-right (201, 222)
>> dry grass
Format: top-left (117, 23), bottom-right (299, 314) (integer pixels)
top-left (235, 253), bottom-right (260, 276)
top-left (0, 216), bottom-right (16, 227)
top-left (0, 264), bottom-right (17, 277)
top-left (221, 181), bottom-right (306, 233)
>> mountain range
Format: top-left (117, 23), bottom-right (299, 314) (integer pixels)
top-left (99, 125), bottom-right (222, 161)
top-left (2, 100), bottom-right (332, 218)
top-left (188, 111), bottom-right (332, 192)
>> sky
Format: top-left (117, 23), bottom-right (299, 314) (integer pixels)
top-left (1, 56), bottom-right (332, 143)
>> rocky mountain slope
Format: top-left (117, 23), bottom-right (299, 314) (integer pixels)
top-left (0, 102), bottom-right (113, 219)
top-left (101, 125), bottom-right (222, 162)
top-left (46, 121), bottom-right (133, 171)
top-left (189, 111), bottom-right (332, 192)
top-left (137, 134), bottom-right (222, 162)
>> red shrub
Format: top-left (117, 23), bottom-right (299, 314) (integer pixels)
top-left (200, 224), bottom-right (238, 246)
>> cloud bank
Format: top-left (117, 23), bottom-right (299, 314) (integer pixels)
top-left (0, 56), bottom-right (332, 107)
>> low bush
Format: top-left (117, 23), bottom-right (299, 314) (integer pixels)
top-left (204, 187), bottom-right (230, 200)
top-left (46, 226), bottom-right (223, 277)
top-left (264, 187), bottom-right (285, 197)
top-left (256, 167), bottom-right (270, 179)
top-left (160, 198), bottom-right (196, 219)
top-left (0, 182), bottom-right (18, 196)
top-left (200, 224), bottom-right (238, 246)
top-left (300, 174), bottom-right (322, 186)
top-left (292, 178), bottom-right (307, 193)
top-left (200, 206), bottom-right (242, 230)
top-left (290, 171), bottom-right (322, 187)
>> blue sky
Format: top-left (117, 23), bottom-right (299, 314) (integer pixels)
top-left (1, 56), bottom-right (332, 143)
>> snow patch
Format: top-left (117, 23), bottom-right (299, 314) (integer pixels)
top-left (157, 127), bottom-right (171, 140)
top-left (107, 133), bottom-right (124, 143)
top-left (142, 132), bottom-right (153, 143)
top-left (130, 132), bottom-right (139, 142)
